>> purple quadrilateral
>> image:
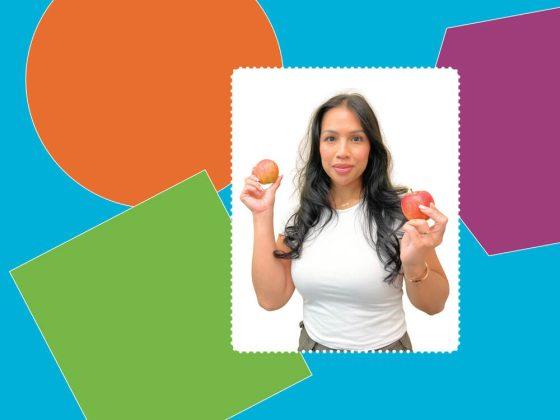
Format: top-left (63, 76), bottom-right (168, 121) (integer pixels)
top-left (438, 8), bottom-right (560, 255)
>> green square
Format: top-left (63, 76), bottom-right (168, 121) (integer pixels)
top-left (12, 171), bottom-right (310, 419)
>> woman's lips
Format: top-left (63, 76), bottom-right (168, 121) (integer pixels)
top-left (333, 166), bottom-right (353, 175)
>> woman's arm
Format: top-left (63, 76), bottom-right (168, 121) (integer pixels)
top-left (399, 202), bottom-right (450, 315)
top-left (251, 209), bottom-right (295, 310)
top-left (402, 248), bottom-right (449, 315)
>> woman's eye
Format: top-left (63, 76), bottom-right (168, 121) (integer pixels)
top-left (322, 136), bottom-right (363, 142)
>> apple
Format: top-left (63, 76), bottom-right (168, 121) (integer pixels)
top-left (401, 190), bottom-right (434, 220)
top-left (252, 159), bottom-right (279, 184)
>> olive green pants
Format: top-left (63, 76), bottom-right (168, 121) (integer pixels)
top-left (298, 321), bottom-right (413, 352)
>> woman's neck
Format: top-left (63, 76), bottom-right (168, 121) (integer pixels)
top-left (329, 181), bottom-right (363, 209)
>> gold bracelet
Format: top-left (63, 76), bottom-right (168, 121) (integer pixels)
top-left (404, 262), bottom-right (429, 283)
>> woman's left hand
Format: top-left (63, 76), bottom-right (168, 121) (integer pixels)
top-left (399, 202), bottom-right (448, 269)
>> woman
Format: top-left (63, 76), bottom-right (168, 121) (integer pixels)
top-left (240, 93), bottom-right (449, 352)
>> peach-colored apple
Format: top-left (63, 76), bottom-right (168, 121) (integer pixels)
top-left (252, 159), bottom-right (279, 184)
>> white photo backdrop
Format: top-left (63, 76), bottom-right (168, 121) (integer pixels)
top-left (231, 68), bottom-right (459, 352)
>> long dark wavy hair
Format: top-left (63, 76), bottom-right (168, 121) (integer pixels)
top-left (273, 93), bottom-right (409, 285)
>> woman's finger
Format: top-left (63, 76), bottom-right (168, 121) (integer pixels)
top-left (418, 203), bottom-right (448, 225)
top-left (245, 179), bottom-right (264, 191)
top-left (406, 219), bottom-right (430, 234)
top-left (245, 175), bottom-right (261, 184)
top-left (244, 185), bottom-right (264, 198)
top-left (267, 174), bottom-right (283, 194)
top-left (401, 223), bottom-right (422, 245)
top-left (245, 179), bottom-right (264, 190)
top-left (414, 207), bottom-right (446, 247)
top-left (403, 222), bottom-right (436, 249)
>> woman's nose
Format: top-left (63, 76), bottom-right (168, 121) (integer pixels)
top-left (336, 140), bottom-right (350, 158)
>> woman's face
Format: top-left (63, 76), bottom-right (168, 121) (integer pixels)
top-left (319, 106), bottom-right (371, 188)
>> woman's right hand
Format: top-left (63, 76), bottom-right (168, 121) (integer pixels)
top-left (240, 173), bottom-right (283, 215)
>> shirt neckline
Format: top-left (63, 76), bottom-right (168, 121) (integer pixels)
top-left (334, 201), bottom-right (362, 213)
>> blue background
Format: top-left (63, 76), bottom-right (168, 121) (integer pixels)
top-left (2, 1), bottom-right (559, 418)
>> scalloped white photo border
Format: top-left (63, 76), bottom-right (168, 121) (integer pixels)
top-left (231, 67), bottom-right (460, 353)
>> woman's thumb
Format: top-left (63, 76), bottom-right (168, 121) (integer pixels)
top-left (269, 174), bottom-right (283, 193)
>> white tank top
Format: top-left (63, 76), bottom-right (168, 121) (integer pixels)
top-left (291, 201), bottom-right (407, 351)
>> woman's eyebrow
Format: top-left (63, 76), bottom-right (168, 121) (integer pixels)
top-left (321, 129), bottom-right (365, 134)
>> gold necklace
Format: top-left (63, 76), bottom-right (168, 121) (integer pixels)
top-left (334, 197), bottom-right (361, 209)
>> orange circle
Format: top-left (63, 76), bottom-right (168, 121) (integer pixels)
top-left (27, 0), bottom-right (281, 205)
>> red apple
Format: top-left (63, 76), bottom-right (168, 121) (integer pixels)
top-left (252, 159), bottom-right (279, 184)
top-left (401, 190), bottom-right (434, 220)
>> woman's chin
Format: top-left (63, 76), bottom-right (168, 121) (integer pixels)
top-left (330, 176), bottom-right (357, 187)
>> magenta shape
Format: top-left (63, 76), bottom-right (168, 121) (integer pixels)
top-left (437, 9), bottom-right (560, 255)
